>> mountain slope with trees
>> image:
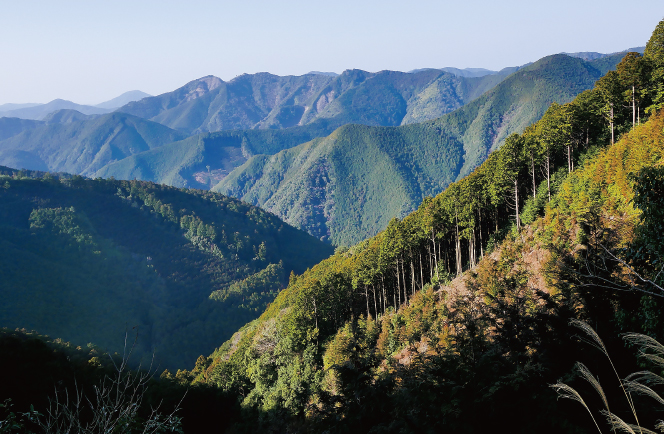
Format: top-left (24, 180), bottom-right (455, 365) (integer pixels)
top-left (214, 53), bottom-right (624, 246)
top-left (179, 22), bottom-right (664, 433)
top-left (0, 169), bottom-right (333, 369)
top-left (0, 112), bottom-right (188, 176)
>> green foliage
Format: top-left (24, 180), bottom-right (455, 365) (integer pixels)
top-left (215, 53), bottom-right (622, 246)
top-left (626, 166), bottom-right (664, 287)
top-left (0, 172), bottom-right (332, 369)
top-left (193, 24), bottom-right (664, 431)
top-left (210, 262), bottom-right (285, 312)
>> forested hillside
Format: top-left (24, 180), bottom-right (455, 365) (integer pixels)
top-left (0, 20), bottom-right (661, 434)
top-left (94, 53), bottom-right (623, 201)
top-left (0, 170), bottom-right (333, 369)
top-left (214, 53), bottom-right (623, 246)
top-left (179, 22), bottom-right (664, 433)
top-left (0, 112), bottom-right (188, 176)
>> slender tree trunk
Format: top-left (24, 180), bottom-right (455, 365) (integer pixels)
top-left (546, 153), bottom-right (551, 202)
top-left (610, 104), bottom-right (615, 145)
top-left (455, 215), bottom-right (462, 276)
top-left (567, 145), bottom-right (572, 173)
top-left (531, 154), bottom-right (536, 200)
top-left (419, 252), bottom-right (424, 288)
top-left (514, 179), bottom-right (521, 230)
top-left (365, 285), bottom-right (370, 319)
top-left (468, 229), bottom-right (476, 268)
top-left (495, 206), bottom-right (499, 232)
top-left (428, 246), bottom-right (433, 279)
top-left (372, 284), bottom-right (378, 320)
top-left (401, 256), bottom-right (407, 304)
top-left (380, 274), bottom-right (387, 313)
top-left (411, 257), bottom-right (416, 296)
top-left (312, 298), bottom-right (318, 332)
top-left (431, 229), bottom-right (439, 278)
top-left (632, 85), bottom-right (636, 128)
top-left (396, 260), bottom-right (401, 307)
top-left (478, 209), bottom-right (484, 259)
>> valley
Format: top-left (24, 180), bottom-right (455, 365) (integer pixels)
top-left (0, 15), bottom-right (661, 433)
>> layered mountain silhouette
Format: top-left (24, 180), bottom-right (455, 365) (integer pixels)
top-left (0, 111), bottom-right (187, 176)
top-left (212, 53), bottom-right (626, 244)
top-left (0, 49), bottom-right (635, 245)
top-left (114, 67), bottom-right (520, 135)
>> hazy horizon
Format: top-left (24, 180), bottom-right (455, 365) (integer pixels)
top-left (1, 0), bottom-right (661, 106)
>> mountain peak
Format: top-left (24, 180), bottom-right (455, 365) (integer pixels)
top-left (184, 76), bottom-right (223, 102)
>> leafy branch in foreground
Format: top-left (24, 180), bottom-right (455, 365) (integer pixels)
top-left (551, 320), bottom-right (664, 433)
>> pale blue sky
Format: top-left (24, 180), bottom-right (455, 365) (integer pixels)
top-left (1, 0), bottom-right (662, 105)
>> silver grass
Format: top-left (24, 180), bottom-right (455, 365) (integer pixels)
top-left (600, 411), bottom-right (656, 434)
top-left (622, 333), bottom-right (664, 364)
top-left (551, 382), bottom-right (604, 434)
top-left (576, 362), bottom-right (611, 414)
top-left (569, 321), bottom-right (643, 429)
top-left (625, 371), bottom-right (664, 388)
top-left (623, 380), bottom-right (664, 406)
top-left (571, 319), bottom-right (610, 357)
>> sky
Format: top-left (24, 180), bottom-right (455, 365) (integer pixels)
top-left (1, 0), bottom-right (662, 105)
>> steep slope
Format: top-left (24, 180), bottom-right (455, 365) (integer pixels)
top-left (215, 124), bottom-right (464, 244)
top-left (214, 54), bottom-right (618, 245)
top-left (0, 99), bottom-right (112, 120)
top-left (97, 53), bottom-right (621, 198)
top-left (193, 46), bottom-right (664, 430)
top-left (0, 168), bottom-right (333, 369)
top-left (0, 112), bottom-right (188, 175)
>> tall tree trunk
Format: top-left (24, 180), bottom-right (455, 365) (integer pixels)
top-left (431, 229), bottom-right (439, 278)
top-left (478, 209), bottom-right (484, 259)
top-left (468, 229), bottom-right (476, 268)
top-left (546, 153), bottom-right (551, 202)
top-left (401, 256), bottom-right (407, 304)
top-left (380, 274), bottom-right (387, 313)
top-left (428, 246), bottom-right (433, 279)
top-left (419, 252), bottom-right (424, 288)
top-left (396, 260), bottom-right (401, 307)
top-left (411, 257), bottom-right (416, 296)
top-left (632, 85), bottom-right (636, 128)
top-left (455, 215), bottom-right (462, 276)
top-left (531, 154), bottom-right (536, 200)
top-left (610, 104), bottom-right (615, 145)
top-left (372, 284), bottom-right (378, 320)
top-left (567, 144), bottom-right (572, 173)
top-left (514, 179), bottom-right (521, 230)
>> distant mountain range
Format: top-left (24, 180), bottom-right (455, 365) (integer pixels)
top-left (0, 111), bottom-right (187, 176)
top-left (0, 48), bottom-right (640, 245)
top-left (0, 90), bottom-right (151, 120)
top-left (94, 90), bottom-right (151, 109)
top-left (113, 67), bottom-right (520, 135)
top-left (0, 99), bottom-right (113, 121)
top-left (212, 53), bottom-right (624, 245)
